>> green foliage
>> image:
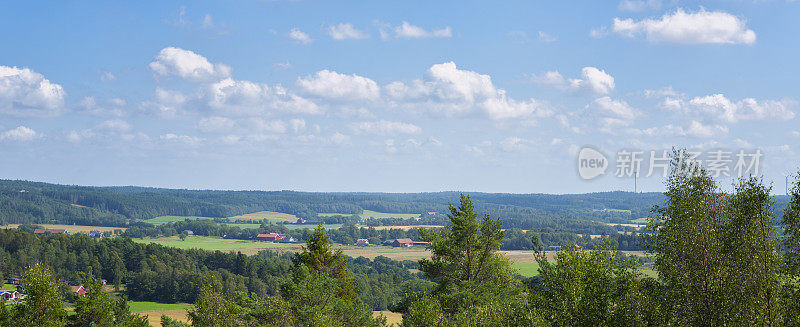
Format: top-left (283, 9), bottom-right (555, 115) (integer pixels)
top-left (11, 263), bottom-right (67, 327)
top-left (405, 194), bottom-right (545, 326)
top-left (295, 225), bottom-right (356, 300)
top-left (783, 172), bottom-right (800, 273)
top-left (161, 315), bottom-right (192, 327)
top-left (70, 267), bottom-right (149, 327)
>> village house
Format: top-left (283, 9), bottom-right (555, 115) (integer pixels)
top-left (181, 230), bottom-right (194, 236)
top-left (89, 230), bottom-right (104, 239)
top-left (71, 285), bottom-right (86, 296)
top-left (295, 218), bottom-right (323, 225)
top-left (256, 233), bottom-right (284, 242)
top-left (391, 238), bottom-right (414, 247)
top-left (0, 291), bottom-right (19, 301)
top-left (33, 228), bottom-right (68, 235)
top-left (356, 239), bottom-right (369, 246)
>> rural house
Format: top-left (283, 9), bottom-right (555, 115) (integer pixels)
top-left (356, 239), bottom-right (369, 246)
top-left (33, 228), bottom-right (68, 235)
top-left (391, 239), bottom-right (414, 247)
top-left (256, 233), bottom-right (284, 242)
top-left (71, 285), bottom-right (86, 296)
top-left (0, 291), bottom-right (19, 301)
top-left (89, 230), bottom-right (104, 239)
top-left (182, 230), bottom-right (194, 236)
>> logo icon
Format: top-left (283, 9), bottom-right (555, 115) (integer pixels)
top-left (577, 147), bottom-right (608, 180)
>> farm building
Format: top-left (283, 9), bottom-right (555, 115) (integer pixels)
top-left (391, 239), bottom-right (414, 247)
top-left (6, 277), bottom-right (20, 285)
top-left (182, 230), bottom-right (194, 236)
top-left (71, 285), bottom-right (86, 296)
top-left (295, 218), bottom-right (323, 225)
top-left (89, 230), bottom-right (104, 239)
top-left (356, 239), bottom-right (369, 246)
top-left (256, 233), bottom-right (284, 242)
top-left (33, 228), bottom-right (68, 235)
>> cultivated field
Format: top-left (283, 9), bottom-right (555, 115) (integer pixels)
top-left (227, 211), bottom-right (298, 223)
top-left (320, 210), bottom-right (421, 220)
top-left (374, 311), bottom-right (403, 326)
top-left (128, 301), bottom-right (193, 327)
top-left (132, 236), bottom-right (300, 251)
top-left (1, 224), bottom-right (126, 234)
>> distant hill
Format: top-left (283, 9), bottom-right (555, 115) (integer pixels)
top-left (0, 179), bottom-right (789, 232)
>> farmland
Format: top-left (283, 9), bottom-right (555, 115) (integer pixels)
top-left (127, 301), bottom-right (193, 327)
top-left (227, 211), bottom-right (298, 223)
top-left (1, 224), bottom-right (126, 234)
top-left (319, 210), bottom-right (422, 220)
top-left (131, 235), bottom-right (299, 251)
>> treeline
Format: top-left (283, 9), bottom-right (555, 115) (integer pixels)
top-left (0, 228), bottom-right (423, 310)
top-left (0, 179), bottom-right (679, 234)
top-left (122, 218), bottom-right (646, 250)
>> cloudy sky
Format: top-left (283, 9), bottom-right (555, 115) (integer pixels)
top-left (1, 0), bottom-right (799, 194)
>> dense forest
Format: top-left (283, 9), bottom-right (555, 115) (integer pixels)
top-left (0, 179), bottom-right (686, 233)
top-left (3, 160), bottom-right (800, 326)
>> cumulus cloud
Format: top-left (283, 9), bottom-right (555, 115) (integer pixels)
top-left (350, 120), bottom-right (422, 135)
top-left (1, 126), bottom-right (39, 141)
top-left (207, 78), bottom-right (321, 116)
top-left (95, 119), bottom-right (133, 133)
top-left (538, 31), bottom-right (557, 42)
top-left (591, 96), bottom-right (638, 120)
top-left (78, 96), bottom-right (126, 117)
top-left (198, 116), bottom-right (235, 132)
top-left (297, 70), bottom-right (380, 101)
top-left (611, 9), bottom-right (756, 45)
top-left (634, 120), bottom-right (729, 138)
top-left (687, 94), bottom-right (795, 122)
top-left (149, 47), bottom-right (231, 82)
top-left (532, 67), bottom-right (615, 94)
top-left (384, 21), bottom-right (452, 39)
top-left (0, 66), bottom-right (66, 116)
top-left (288, 28), bottom-right (312, 44)
top-left (328, 23), bottom-right (369, 40)
top-left (386, 62), bottom-right (549, 120)
top-left (142, 88), bottom-right (188, 118)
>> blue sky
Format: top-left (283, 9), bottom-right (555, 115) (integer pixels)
top-left (1, 0), bottom-right (799, 194)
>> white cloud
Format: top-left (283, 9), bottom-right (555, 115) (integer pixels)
top-left (149, 47), bottom-right (231, 82)
top-left (0, 66), bottom-right (66, 116)
top-left (328, 23), bottom-right (369, 40)
top-left (635, 120), bottom-right (729, 138)
top-left (78, 96), bottom-right (126, 117)
top-left (143, 88), bottom-right (188, 118)
top-left (1, 126), bottom-right (38, 141)
top-left (618, 0), bottom-right (661, 12)
top-left (288, 28), bottom-right (313, 44)
top-left (297, 70), bottom-right (380, 101)
top-left (350, 120), bottom-right (422, 136)
top-left (100, 70), bottom-right (116, 82)
top-left (389, 21), bottom-right (452, 39)
top-left (386, 62), bottom-right (549, 120)
top-left (207, 78), bottom-right (321, 116)
top-left (532, 67), bottom-right (615, 94)
top-left (538, 31), bottom-right (557, 42)
top-left (686, 120), bottom-right (729, 138)
top-left (611, 9), bottom-right (756, 45)
top-left (96, 119), bottom-right (133, 133)
top-left (251, 119), bottom-right (288, 133)
top-left (500, 137), bottom-right (530, 152)
top-left (289, 118), bottom-right (306, 133)
top-left (198, 116), bottom-right (235, 132)
top-left (688, 94), bottom-right (795, 122)
top-left (592, 96), bottom-right (638, 119)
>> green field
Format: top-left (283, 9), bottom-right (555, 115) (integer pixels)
top-left (227, 211), bottom-right (298, 223)
top-left (132, 236), bottom-right (297, 251)
top-left (127, 301), bottom-right (194, 312)
top-left (512, 262), bottom-right (541, 277)
top-left (283, 223), bottom-right (343, 230)
top-left (1, 283), bottom-right (16, 291)
top-left (319, 210), bottom-right (421, 220)
top-left (145, 216), bottom-right (265, 230)
top-left (630, 217), bottom-right (649, 224)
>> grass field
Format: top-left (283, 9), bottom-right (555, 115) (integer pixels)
top-left (374, 311), bottom-right (403, 326)
top-left (630, 217), bottom-right (649, 224)
top-left (127, 301), bottom-right (193, 327)
top-left (145, 216), bottom-right (215, 224)
top-left (2, 224), bottom-right (126, 234)
top-left (320, 210), bottom-right (421, 220)
top-left (282, 223), bottom-right (343, 230)
top-left (1, 283), bottom-right (16, 291)
top-left (132, 236), bottom-right (299, 251)
top-left (227, 211), bottom-right (298, 223)
top-left (512, 262), bottom-right (541, 277)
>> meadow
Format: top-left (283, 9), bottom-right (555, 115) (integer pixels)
top-left (131, 235), bottom-right (300, 252)
top-left (127, 301), bottom-right (194, 327)
top-left (145, 212), bottom-right (341, 230)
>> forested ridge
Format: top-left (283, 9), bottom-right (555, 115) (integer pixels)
top-left (0, 179), bottom-right (687, 233)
